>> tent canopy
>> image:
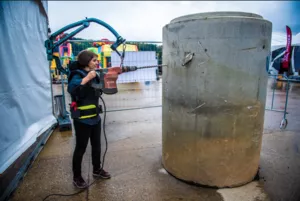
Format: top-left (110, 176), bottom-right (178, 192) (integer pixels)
top-left (269, 44), bottom-right (300, 75)
top-left (271, 32), bottom-right (300, 51)
top-left (0, 1), bottom-right (56, 174)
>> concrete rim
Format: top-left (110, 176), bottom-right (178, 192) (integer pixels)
top-left (170, 11), bottom-right (264, 24)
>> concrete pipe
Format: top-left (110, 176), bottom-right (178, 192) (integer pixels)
top-left (162, 12), bottom-right (272, 187)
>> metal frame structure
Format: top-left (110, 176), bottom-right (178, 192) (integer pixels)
top-left (265, 74), bottom-right (290, 129)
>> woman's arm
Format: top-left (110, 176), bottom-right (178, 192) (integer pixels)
top-left (67, 70), bottom-right (97, 97)
top-left (67, 74), bottom-right (85, 96)
top-left (80, 70), bottom-right (96, 85)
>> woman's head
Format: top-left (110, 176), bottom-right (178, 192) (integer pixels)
top-left (77, 50), bottom-right (98, 70)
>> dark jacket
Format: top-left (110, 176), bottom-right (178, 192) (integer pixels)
top-left (67, 69), bottom-right (101, 125)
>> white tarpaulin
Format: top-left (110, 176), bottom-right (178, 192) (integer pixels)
top-left (271, 32), bottom-right (300, 51)
top-left (0, 1), bottom-right (57, 173)
top-left (111, 51), bottom-right (158, 83)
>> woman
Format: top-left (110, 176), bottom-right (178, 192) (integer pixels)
top-left (67, 50), bottom-right (111, 189)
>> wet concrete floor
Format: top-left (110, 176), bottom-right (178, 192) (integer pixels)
top-left (9, 77), bottom-right (300, 201)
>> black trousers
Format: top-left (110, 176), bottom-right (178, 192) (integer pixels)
top-left (72, 120), bottom-right (101, 178)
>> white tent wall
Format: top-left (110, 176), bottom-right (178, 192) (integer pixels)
top-left (0, 1), bottom-right (56, 174)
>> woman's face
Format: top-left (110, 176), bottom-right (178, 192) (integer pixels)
top-left (88, 56), bottom-right (99, 70)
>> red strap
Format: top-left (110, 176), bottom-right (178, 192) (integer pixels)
top-left (71, 102), bottom-right (77, 111)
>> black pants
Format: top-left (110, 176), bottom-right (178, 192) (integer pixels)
top-left (72, 120), bottom-right (101, 178)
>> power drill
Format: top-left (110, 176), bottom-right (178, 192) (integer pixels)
top-left (91, 65), bottom-right (159, 95)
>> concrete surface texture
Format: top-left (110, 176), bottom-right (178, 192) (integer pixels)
top-left (9, 78), bottom-right (300, 201)
top-left (162, 12), bottom-right (272, 187)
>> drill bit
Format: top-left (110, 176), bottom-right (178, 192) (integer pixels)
top-left (122, 64), bottom-right (167, 71)
top-left (137, 64), bottom-right (167, 69)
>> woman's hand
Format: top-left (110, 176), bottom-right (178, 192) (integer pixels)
top-left (81, 70), bottom-right (97, 85)
top-left (86, 71), bottom-right (97, 80)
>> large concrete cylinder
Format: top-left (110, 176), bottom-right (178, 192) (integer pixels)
top-left (162, 12), bottom-right (272, 187)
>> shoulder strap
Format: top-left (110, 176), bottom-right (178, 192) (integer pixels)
top-left (68, 69), bottom-right (88, 102)
top-left (68, 69), bottom-right (87, 83)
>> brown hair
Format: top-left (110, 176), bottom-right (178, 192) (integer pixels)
top-left (77, 50), bottom-right (98, 68)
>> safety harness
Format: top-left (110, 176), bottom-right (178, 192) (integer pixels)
top-left (68, 69), bottom-right (102, 120)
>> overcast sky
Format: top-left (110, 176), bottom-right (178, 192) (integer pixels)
top-left (48, 1), bottom-right (300, 42)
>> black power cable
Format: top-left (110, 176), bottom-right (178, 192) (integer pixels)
top-left (42, 95), bottom-right (108, 201)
